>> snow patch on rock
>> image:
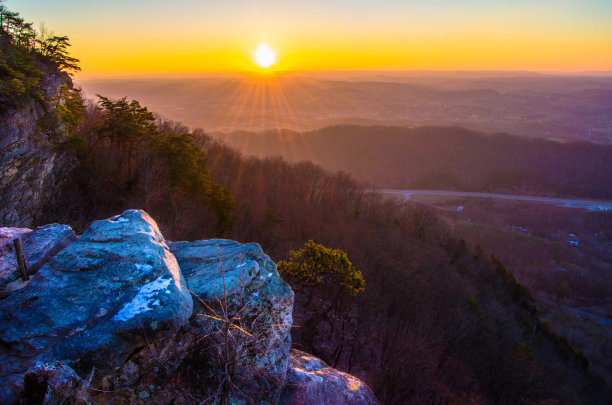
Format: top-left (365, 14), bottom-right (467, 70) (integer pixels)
top-left (134, 263), bottom-right (153, 273)
top-left (112, 276), bottom-right (172, 322)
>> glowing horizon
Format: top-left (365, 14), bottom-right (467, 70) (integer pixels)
top-left (6, 0), bottom-right (612, 77)
top-left (254, 44), bottom-right (276, 69)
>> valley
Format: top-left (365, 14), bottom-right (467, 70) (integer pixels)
top-left (79, 73), bottom-right (612, 144)
top-left (393, 194), bottom-right (612, 389)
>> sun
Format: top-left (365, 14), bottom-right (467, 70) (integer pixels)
top-left (254, 43), bottom-right (276, 69)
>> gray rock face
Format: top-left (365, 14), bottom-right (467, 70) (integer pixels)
top-left (0, 210), bottom-right (378, 404)
top-left (0, 72), bottom-right (76, 227)
top-left (0, 224), bottom-right (77, 295)
top-left (0, 210), bottom-right (192, 403)
top-left (280, 350), bottom-right (379, 405)
top-left (169, 239), bottom-right (295, 404)
top-left (0, 228), bottom-right (31, 289)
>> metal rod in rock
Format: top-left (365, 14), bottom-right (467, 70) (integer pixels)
top-left (13, 238), bottom-right (29, 281)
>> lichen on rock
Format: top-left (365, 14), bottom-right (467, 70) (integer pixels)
top-left (0, 210), bottom-right (378, 404)
top-left (169, 238), bottom-right (295, 404)
top-left (0, 210), bottom-right (192, 403)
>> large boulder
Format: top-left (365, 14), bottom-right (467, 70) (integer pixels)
top-left (280, 350), bottom-right (379, 405)
top-left (0, 210), bottom-right (193, 404)
top-left (0, 210), bottom-right (379, 404)
top-left (169, 239), bottom-right (295, 404)
top-left (0, 224), bottom-right (77, 296)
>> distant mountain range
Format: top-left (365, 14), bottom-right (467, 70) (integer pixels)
top-left (79, 73), bottom-right (612, 143)
top-left (215, 125), bottom-right (612, 199)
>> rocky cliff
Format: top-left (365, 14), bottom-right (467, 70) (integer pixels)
top-left (0, 71), bottom-right (76, 227)
top-left (0, 209), bottom-right (378, 404)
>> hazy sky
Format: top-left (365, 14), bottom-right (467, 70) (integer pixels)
top-left (5, 0), bottom-right (612, 76)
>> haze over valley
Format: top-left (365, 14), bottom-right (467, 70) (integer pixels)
top-left (80, 72), bottom-right (612, 143)
top-left (72, 65), bottom-right (612, 405)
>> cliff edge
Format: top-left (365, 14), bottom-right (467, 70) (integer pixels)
top-left (0, 209), bottom-right (378, 404)
top-left (0, 70), bottom-right (77, 227)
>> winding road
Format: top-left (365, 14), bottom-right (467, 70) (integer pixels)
top-left (380, 189), bottom-right (612, 211)
top-left (567, 307), bottom-right (612, 326)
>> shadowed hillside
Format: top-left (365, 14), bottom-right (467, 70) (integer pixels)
top-left (35, 102), bottom-right (610, 403)
top-left (216, 125), bottom-right (612, 199)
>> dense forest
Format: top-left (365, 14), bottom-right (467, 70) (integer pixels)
top-left (217, 125), bottom-right (612, 199)
top-left (40, 103), bottom-right (610, 403)
top-left (2, 3), bottom-right (611, 403)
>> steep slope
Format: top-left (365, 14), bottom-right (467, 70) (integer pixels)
top-left (202, 140), bottom-right (611, 404)
top-left (0, 70), bottom-right (77, 226)
top-left (0, 4), bottom-right (82, 227)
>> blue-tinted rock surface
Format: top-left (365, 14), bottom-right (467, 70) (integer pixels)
top-left (170, 239), bottom-right (294, 404)
top-left (0, 210), bottom-right (378, 404)
top-left (0, 210), bottom-right (192, 403)
top-left (0, 224), bottom-right (77, 295)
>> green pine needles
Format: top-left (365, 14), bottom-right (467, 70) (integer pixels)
top-left (278, 240), bottom-right (365, 296)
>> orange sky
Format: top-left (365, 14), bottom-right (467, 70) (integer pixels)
top-left (6, 0), bottom-right (612, 77)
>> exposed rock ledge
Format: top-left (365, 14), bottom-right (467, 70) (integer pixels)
top-left (0, 209), bottom-right (378, 404)
top-left (0, 72), bottom-right (77, 227)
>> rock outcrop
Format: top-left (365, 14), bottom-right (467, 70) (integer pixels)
top-left (0, 224), bottom-right (77, 296)
top-left (170, 239), bottom-right (294, 403)
top-left (0, 210), bottom-right (193, 403)
top-left (0, 210), bottom-right (378, 404)
top-left (0, 72), bottom-right (76, 227)
top-left (280, 350), bottom-right (378, 405)
top-left (22, 362), bottom-right (94, 405)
